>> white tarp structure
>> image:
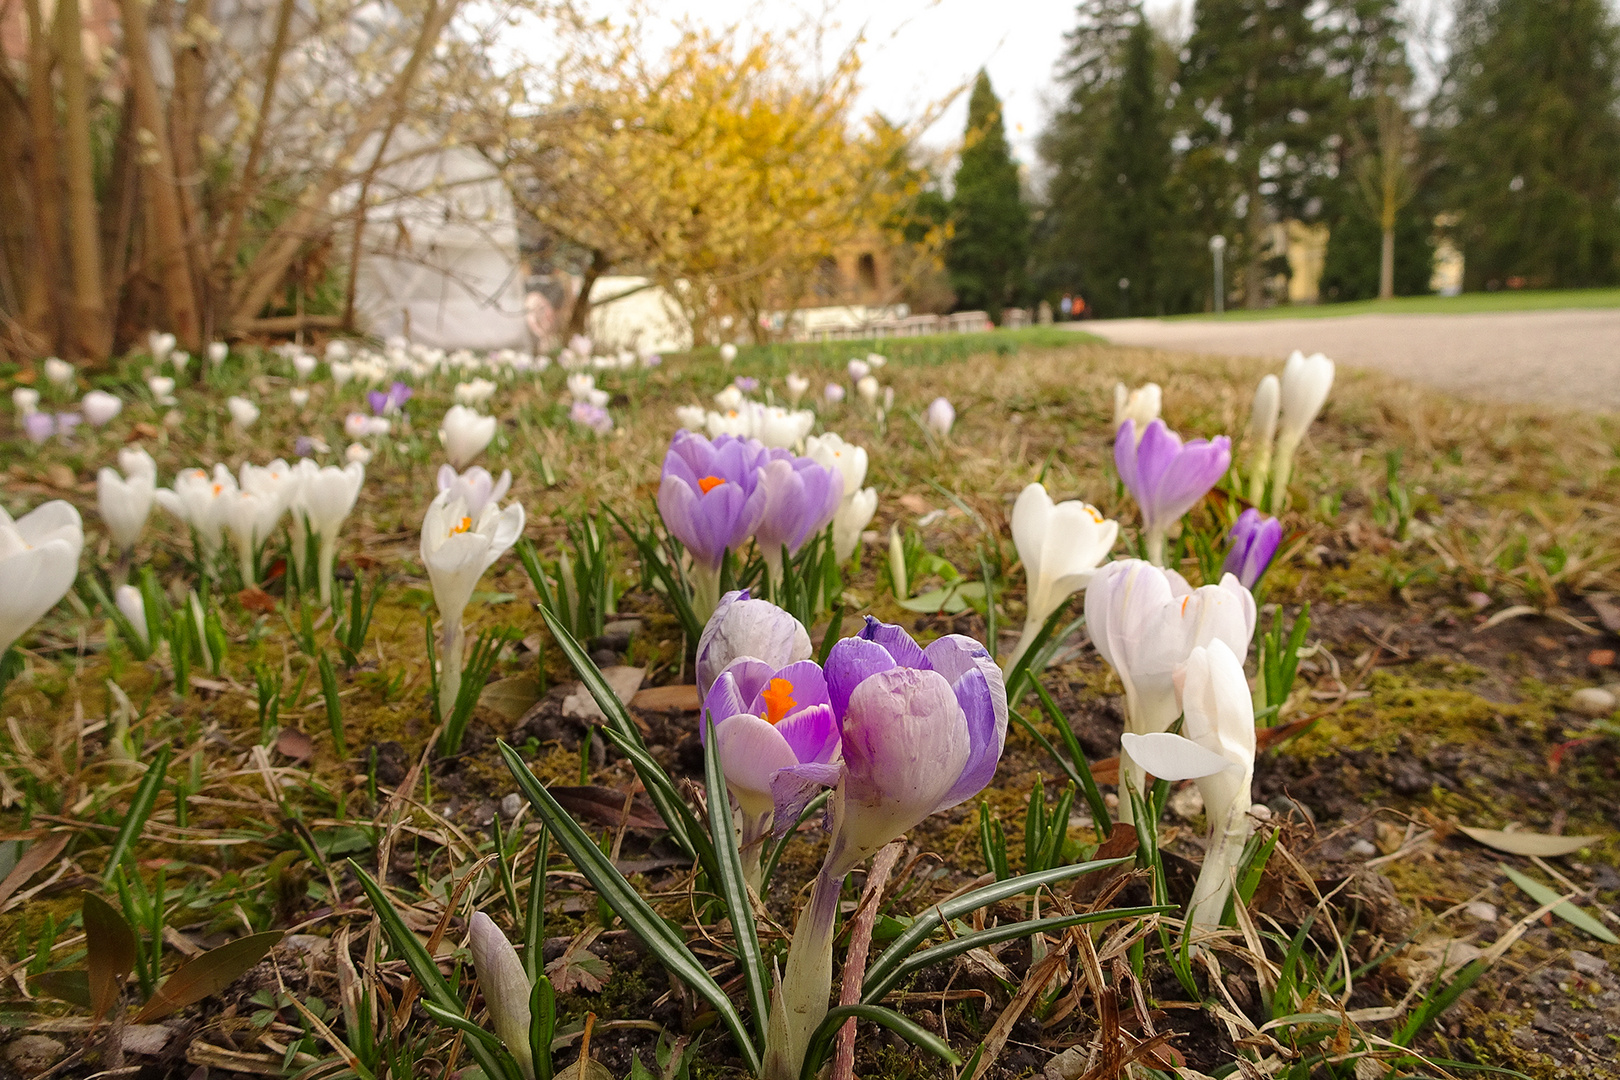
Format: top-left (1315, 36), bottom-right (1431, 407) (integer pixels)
top-left (586, 275), bottom-right (693, 354)
top-left (349, 140), bottom-right (532, 349)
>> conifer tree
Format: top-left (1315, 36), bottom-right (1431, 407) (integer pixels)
top-left (947, 71), bottom-right (1029, 320)
top-left (1435, 0), bottom-right (1620, 288)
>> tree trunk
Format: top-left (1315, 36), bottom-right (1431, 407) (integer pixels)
top-left (566, 248), bottom-right (609, 339)
top-left (1379, 226), bottom-right (1395, 300)
top-left (120, 0), bottom-right (203, 348)
top-left (1243, 173), bottom-right (1264, 309)
top-left (22, 0), bottom-right (65, 353)
top-left (56, 0), bottom-right (111, 360)
top-left (230, 0), bottom-right (460, 327)
top-left (170, 0), bottom-right (212, 338)
top-left (100, 97), bottom-right (140, 351)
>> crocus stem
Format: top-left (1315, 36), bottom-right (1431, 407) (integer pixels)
top-left (237, 540), bottom-right (256, 589)
top-left (439, 615), bottom-right (465, 721)
top-left (690, 561), bottom-right (722, 625)
top-left (1117, 749), bottom-right (1144, 827)
top-left (290, 519), bottom-right (310, 589)
top-left (1187, 796), bottom-right (1253, 932)
top-left (1269, 437), bottom-right (1299, 515)
top-left (739, 808), bottom-right (770, 894)
top-left (317, 533), bottom-right (337, 608)
top-left (1004, 615), bottom-right (1043, 674)
top-left (1247, 444), bottom-right (1273, 508)
top-left (762, 865), bottom-right (843, 1080)
top-left (762, 548), bottom-right (785, 594)
top-left (1144, 529), bottom-right (1167, 568)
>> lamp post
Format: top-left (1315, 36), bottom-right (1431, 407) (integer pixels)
top-left (1118, 276), bottom-right (1131, 317)
top-left (1208, 235), bottom-right (1226, 314)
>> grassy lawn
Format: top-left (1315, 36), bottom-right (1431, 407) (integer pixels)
top-left (3, 333), bottom-right (1620, 1077)
top-left (1148, 286), bottom-right (1620, 321)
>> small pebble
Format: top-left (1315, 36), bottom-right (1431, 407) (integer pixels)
top-left (4, 1036), bottom-right (65, 1073)
top-left (1570, 949), bottom-right (1609, 977)
top-left (1464, 900), bottom-right (1498, 922)
top-left (500, 793), bottom-right (523, 818)
top-left (1466, 591), bottom-right (1492, 610)
top-left (1570, 687), bottom-right (1617, 718)
top-left (1168, 784), bottom-right (1205, 821)
top-left (1590, 649), bottom-right (1616, 668)
top-left (1103, 792), bottom-right (1119, 810)
top-left (1348, 838), bottom-right (1378, 858)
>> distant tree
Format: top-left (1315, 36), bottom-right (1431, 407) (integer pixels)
top-left (947, 71), bottom-right (1029, 320)
top-left (1434, 0), bottom-right (1620, 288)
top-left (1319, 196), bottom-right (1434, 300)
top-left (1035, 0), bottom-right (1143, 306)
top-left (1179, 0), bottom-right (1337, 307)
top-left (1089, 16), bottom-right (1172, 315)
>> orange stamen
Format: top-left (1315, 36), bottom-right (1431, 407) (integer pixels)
top-left (1181, 596), bottom-right (1190, 614)
top-left (759, 678), bottom-right (797, 724)
top-left (699, 475), bottom-right (726, 494)
top-left (452, 516), bottom-right (472, 535)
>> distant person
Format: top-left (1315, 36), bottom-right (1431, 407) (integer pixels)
top-left (1060, 294), bottom-right (1073, 319)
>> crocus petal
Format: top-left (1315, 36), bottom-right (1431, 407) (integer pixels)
top-left (772, 761), bottom-right (845, 830)
top-left (1119, 732), bottom-right (1235, 781)
top-left (713, 714), bottom-right (802, 811)
top-left (855, 616), bottom-right (929, 670)
top-left (824, 636), bottom-right (898, 719)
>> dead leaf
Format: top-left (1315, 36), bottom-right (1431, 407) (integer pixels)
top-left (562, 666), bottom-right (646, 721)
top-left (479, 675), bottom-right (542, 722)
top-left (46, 464), bottom-right (76, 491)
top-left (1588, 594), bottom-right (1620, 635)
top-left (630, 684), bottom-right (700, 712)
top-left (898, 493), bottom-right (932, 515)
top-left (238, 587), bottom-right (278, 615)
top-left (548, 786), bottom-right (665, 830)
top-left (135, 931), bottom-right (284, 1022)
top-left (546, 929), bottom-right (612, 994)
top-left (0, 833), bottom-right (68, 910)
top-left (131, 422), bottom-right (160, 439)
top-left (1456, 826), bottom-right (1603, 858)
top-left (84, 893), bottom-right (137, 1021)
top-left (275, 728), bottom-right (314, 763)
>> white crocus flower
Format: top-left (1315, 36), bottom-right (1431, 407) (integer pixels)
top-left (855, 375), bottom-right (880, 406)
top-left (156, 465), bottom-right (237, 563)
top-left (675, 404), bottom-right (707, 430)
top-left (82, 391), bottom-right (122, 427)
top-left (1006, 483), bottom-right (1118, 670)
top-left (1247, 373), bottom-right (1281, 505)
top-left (44, 357), bottom-right (74, 388)
top-left (226, 396), bottom-right (259, 429)
top-left (147, 376), bottom-right (176, 406)
top-left (290, 460), bottom-right (364, 606)
top-left (757, 406), bottom-right (815, 449)
top-left (925, 397), bottom-right (955, 438)
top-left (290, 388), bottom-right (310, 408)
top-left (115, 584), bottom-right (149, 647)
top-left (231, 460), bottom-right (296, 585)
top-left (330, 360), bottom-right (355, 387)
top-left (567, 373), bottom-right (597, 401)
top-left (0, 500), bottom-right (85, 657)
top-left (170, 350), bottom-right (191, 374)
top-left (97, 448), bottom-right (157, 555)
top-left (421, 490), bottom-right (524, 718)
top-left (436, 464), bottom-right (511, 517)
top-left (291, 352), bottom-right (317, 380)
top-left (438, 405), bottom-right (496, 470)
top-left (713, 384), bottom-right (743, 410)
top-left (455, 378), bottom-right (498, 406)
top-left (13, 388), bottom-right (40, 415)
top-left (208, 342), bottom-right (229, 366)
top-left (719, 343), bottom-right (737, 364)
top-left (467, 913), bottom-right (535, 1080)
top-left (148, 332), bottom-right (176, 364)
top-left (1269, 351), bottom-right (1334, 511)
top-left (1085, 559), bottom-right (1256, 824)
top-left (805, 433), bottom-right (876, 563)
top-left (785, 372), bottom-right (810, 405)
top-left (1121, 639), bottom-right (1256, 930)
top-left (1113, 382), bottom-right (1162, 440)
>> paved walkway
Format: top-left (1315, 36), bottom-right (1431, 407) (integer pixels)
top-left (1079, 308), bottom-right (1620, 412)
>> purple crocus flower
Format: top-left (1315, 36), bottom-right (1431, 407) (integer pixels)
top-left (804, 617), bottom-right (1008, 877)
top-left (1222, 508), bottom-right (1283, 589)
top-left (368, 381), bottom-right (412, 416)
top-left (824, 383), bottom-right (846, 404)
top-left (22, 412), bottom-right (54, 444)
top-left (753, 450), bottom-right (843, 583)
top-left (1115, 418), bottom-right (1232, 567)
top-left (568, 400), bottom-right (613, 435)
top-left (54, 412), bottom-right (82, 438)
top-left (702, 656), bottom-right (840, 848)
top-left (657, 431), bottom-right (770, 619)
top-left (734, 376), bottom-right (759, 392)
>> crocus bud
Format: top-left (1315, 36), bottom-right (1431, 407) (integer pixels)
top-left (1113, 382), bottom-right (1162, 439)
top-left (887, 524), bottom-right (907, 599)
top-left (925, 397), bottom-right (955, 438)
top-left (13, 388), bottom-right (40, 415)
top-left (847, 359), bottom-right (870, 382)
top-left (824, 383), bottom-right (845, 404)
top-left (719, 343), bottom-right (738, 364)
top-left (696, 590), bottom-right (812, 697)
top-left (675, 404), bottom-right (706, 430)
top-left (44, 357), bottom-right (74, 388)
top-left (208, 342), bottom-right (229, 365)
top-left (22, 412), bottom-right (54, 443)
top-left (1120, 639), bottom-right (1255, 929)
top-left (467, 912), bottom-right (535, 1080)
top-left (1246, 374), bottom-right (1280, 505)
top-left (856, 375), bottom-right (880, 406)
top-left (439, 405), bottom-right (496, 469)
top-left (227, 396), bottom-right (259, 429)
top-left (1222, 508), bottom-right (1283, 589)
top-left (115, 585), bottom-right (149, 646)
top-left (97, 448), bottom-right (157, 553)
top-left (713, 384), bottom-right (743, 410)
top-left (1270, 352), bottom-right (1334, 510)
top-left (147, 376), bottom-right (176, 405)
top-left (785, 372), bottom-right (810, 404)
top-left (82, 391), bottom-right (122, 427)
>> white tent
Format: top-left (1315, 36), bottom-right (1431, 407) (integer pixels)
top-left (348, 141), bottom-right (532, 349)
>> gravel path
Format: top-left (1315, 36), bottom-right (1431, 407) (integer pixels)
top-left (1079, 308), bottom-right (1620, 413)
